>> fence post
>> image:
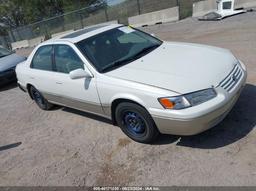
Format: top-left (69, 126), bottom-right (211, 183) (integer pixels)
top-left (104, 7), bottom-right (109, 21)
top-left (60, 16), bottom-right (65, 31)
top-left (79, 11), bottom-right (84, 29)
top-left (137, 0), bottom-right (141, 15)
top-left (77, 0), bottom-right (84, 29)
top-left (8, 28), bottom-right (16, 42)
top-left (176, 0), bottom-right (180, 20)
top-left (43, 21), bottom-right (51, 40)
top-left (17, 28), bottom-right (22, 41)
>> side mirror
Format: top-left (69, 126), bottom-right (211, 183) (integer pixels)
top-left (69, 68), bottom-right (92, 80)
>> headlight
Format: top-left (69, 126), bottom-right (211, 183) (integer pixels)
top-left (158, 88), bottom-right (217, 110)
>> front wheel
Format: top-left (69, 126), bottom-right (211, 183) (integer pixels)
top-left (115, 102), bottom-right (159, 143)
top-left (30, 86), bottom-right (53, 110)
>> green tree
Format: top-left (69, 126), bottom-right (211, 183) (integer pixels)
top-left (0, 0), bottom-right (96, 27)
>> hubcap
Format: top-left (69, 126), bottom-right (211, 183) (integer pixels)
top-left (123, 112), bottom-right (146, 136)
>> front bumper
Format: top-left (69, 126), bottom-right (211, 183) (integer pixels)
top-left (151, 67), bottom-right (247, 136)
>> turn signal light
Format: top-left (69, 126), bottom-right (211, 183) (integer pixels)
top-left (159, 98), bottom-right (175, 109)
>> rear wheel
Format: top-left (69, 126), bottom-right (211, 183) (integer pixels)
top-left (29, 86), bottom-right (53, 110)
top-left (115, 102), bottom-right (159, 143)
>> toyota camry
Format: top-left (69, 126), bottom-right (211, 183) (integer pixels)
top-left (15, 24), bottom-right (247, 143)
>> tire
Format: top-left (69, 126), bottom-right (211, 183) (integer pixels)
top-left (29, 86), bottom-right (53, 110)
top-left (115, 102), bottom-right (159, 143)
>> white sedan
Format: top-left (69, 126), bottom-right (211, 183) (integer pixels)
top-left (16, 24), bottom-right (247, 143)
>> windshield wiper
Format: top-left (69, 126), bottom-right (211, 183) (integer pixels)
top-left (100, 44), bottom-right (161, 73)
top-left (101, 57), bottom-right (136, 73)
top-left (133, 44), bottom-right (160, 58)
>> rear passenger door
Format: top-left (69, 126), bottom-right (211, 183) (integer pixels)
top-left (29, 45), bottom-right (63, 102)
top-left (52, 44), bottom-right (103, 115)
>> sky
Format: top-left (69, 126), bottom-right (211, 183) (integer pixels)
top-left (106, 0), bottom-right (126, 6)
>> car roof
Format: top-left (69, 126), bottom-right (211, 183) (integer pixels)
top-left (42, 23), bottom-right (123, 45)
top-left (61, 25), bottom-right (106, 39)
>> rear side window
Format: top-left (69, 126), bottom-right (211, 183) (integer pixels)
top-left (223, 2), bottom-right (232, 9)
top-left (54, 45), bottom-right (84, 74)
top-left (31, 45), bottom-right (53, 71)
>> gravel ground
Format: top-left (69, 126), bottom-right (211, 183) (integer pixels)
top-left (0, 11), bottom-right (256, 186)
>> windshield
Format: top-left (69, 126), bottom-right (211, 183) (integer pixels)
top-left (0, 47), bottom-right (12, 58)
top-left (76, 26), bottom-right (162, 73)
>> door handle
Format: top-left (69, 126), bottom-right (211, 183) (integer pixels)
top-left (56, 82), bottom-right (63, 85)
top-left (29, 76), bottom-right (35, 79)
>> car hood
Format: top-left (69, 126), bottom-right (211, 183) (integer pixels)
top-left (106, 42), bottom-right (237, 94)
top-left (0, 53), bottom-right (27, 72)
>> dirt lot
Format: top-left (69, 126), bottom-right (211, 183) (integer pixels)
top-left (1, 12), bottom-right (256, 186)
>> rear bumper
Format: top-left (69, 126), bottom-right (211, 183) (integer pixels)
top-left (17, 81), bottom-right (27, 92)
top-left (0, 69), bottom-right (16, 86)
top-left (151, 68), bottom-right (247, 136)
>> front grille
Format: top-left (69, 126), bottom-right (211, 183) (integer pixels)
top-left (219, 64), bottom-right (243, 92)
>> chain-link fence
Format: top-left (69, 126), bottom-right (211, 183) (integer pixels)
top-left (6, 0), bottom-right (204, 43)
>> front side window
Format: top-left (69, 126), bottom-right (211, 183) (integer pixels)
top-left (54, 45), bottom-right (84, 74)
top-left (31, 45), bottom-right (53, 71)
top-left (76, 26), bottom-right (162, 73)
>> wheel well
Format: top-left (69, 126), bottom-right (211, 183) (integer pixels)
top-left (26, 84), bottom-right (33, 100)
top-left (111, 99), bottom-right (146, 125)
